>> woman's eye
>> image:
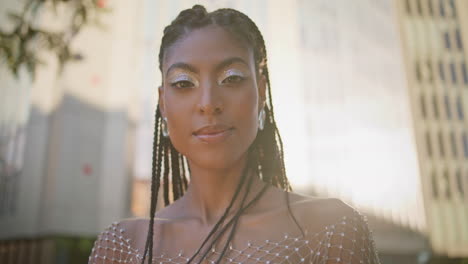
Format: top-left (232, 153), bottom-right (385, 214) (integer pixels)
top-left (171, 80), bottom-right (194, 89)
top-left (222, 75), bottom-right (244, 84)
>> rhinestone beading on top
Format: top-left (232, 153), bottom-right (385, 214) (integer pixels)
top-left (88, 210), bottom-right (380, 264)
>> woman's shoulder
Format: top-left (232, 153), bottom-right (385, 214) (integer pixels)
top-left (93, 206), bottom-right (180, 246)
top-left (265, 187), bottom-right (363, 230)
top-left (289, 193), bottom-right (361, 226)
top-left (285, 192), bottom-right (380, 263)
top-left (267, 190), bottom-right (372, 239)
top-left (114, 217), bottom-right (150, 239)
top-left (296, 195), bottom-right (370, 235)
top-left (108, 205), bottom-right (178, 234)
top-left (94, 217), bottom-right (149, 246)
top-left (89, 218), bottom-right (148, 263)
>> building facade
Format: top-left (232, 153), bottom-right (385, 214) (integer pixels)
top-left (395, 0), bottom-right (468, 257)
top-left (0, 0), bottom-right (144, 262)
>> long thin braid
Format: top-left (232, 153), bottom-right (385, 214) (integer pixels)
top-left (162, 139), bottom-right (170, 205)
top-left (180, 154), bottom-right (188, 191)
top-left (186, 151), bottom-right (252, 264)
top-left (170, 144), bottom-right (181, 200)
top-left (209, 183), bottom-right (271, 264)
top-left (195, 152), bottom-right (256, 264)
top-left (141, 107), bottom-right (164, 264)
top-left (212, 152), bottom-right (259, 264)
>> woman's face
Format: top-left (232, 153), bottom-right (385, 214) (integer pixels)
top-left (159, 24), bottom-right (266, 170)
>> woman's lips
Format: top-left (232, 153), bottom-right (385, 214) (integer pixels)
top-left (194, 128), bottom-right (234, 143)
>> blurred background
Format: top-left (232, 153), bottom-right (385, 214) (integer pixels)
top-left (0, 0), bottom-right (467, 263)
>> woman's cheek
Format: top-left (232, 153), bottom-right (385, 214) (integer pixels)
top-left (235, 92), bottom-right (259, 139)
top-left (238, 89), bottom-right (258, 119)
top-left (165, 100), bottom-right (193, 154)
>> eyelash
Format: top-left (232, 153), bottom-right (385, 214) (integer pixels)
top-left (222, 75), bottom-right (245, 84)
top-left (170, 80), bottom-right (194, 89)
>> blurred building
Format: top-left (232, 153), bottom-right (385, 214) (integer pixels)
top-left (295, 1), bottom-right (428, 263)
top-left (394, 0), bottom-right (468, 257)
top-left (295, 0), bottom-right (468, 261)
top-left (0, 0), bottom-right (144, 262)
top-left (0, 0), bottom-right (467, 263)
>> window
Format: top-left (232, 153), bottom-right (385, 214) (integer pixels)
top-left (455, 169), bottom-right (464, 197)
top-left (444, 95), bottom-right (451, 119)
top-left (457, 96), bottom-right (464, 120)
top-left (455, 28), bottom-right (463, 51)
top-left (420, 94), bottom-right (427, 118)
top-left (426, 131), bottom-right (433, 157)
top-left (428, 0), bottom-right (434, 16)
top-left (431, 171), bottom-right (439, 199)
top-left (449, 0), bottom-right (457, 18)
top-left (439, 0), bottom-right (446, 17)
top-left (415, 61), bottom-right (432, 83)
top-left (463, 132), bottom-right (468, 158)
top-left (433, 95), bottom-right (440, 119)
top-left (443, 169), bottom-right (451, 199)
top-left (450, 131), bottom-right (457, 157)
top-left (438, 61), bottom-right (445, 82)
top-left (444, 32), bottom-right (451, 50)
top-left (438, 131), bottom-right (445, 158)
top-left (425, 61), bottom-right (433, 82)
top-left (405, 0), bottom-right (412, 15)
top-left (450, 63), bottom-right (457, 84)
top-left (462, 62), bottom-right (468, 85)
top-left (416, 0), bottom-right (423, 15)
top-left (416, 62), bottom-right (422, 82)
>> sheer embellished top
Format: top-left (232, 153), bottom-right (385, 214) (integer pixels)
top-left (88, 209), bottom-right (380, 264)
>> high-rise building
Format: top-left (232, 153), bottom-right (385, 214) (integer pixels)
top-left (394, 0), bottom-right (468, 257)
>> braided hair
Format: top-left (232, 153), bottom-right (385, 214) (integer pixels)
top-left (142, 5), bottom-right (302, 264)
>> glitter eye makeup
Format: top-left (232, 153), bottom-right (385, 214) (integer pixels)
top-left (219, 68), bottom-right (249, 85)
top-left (168, 74), bottom-right (199, 89)
top-left (224, 69), bottom-right (247, 78)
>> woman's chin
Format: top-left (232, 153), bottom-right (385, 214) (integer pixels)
top-left (189, 152), bottom-right (246, 171)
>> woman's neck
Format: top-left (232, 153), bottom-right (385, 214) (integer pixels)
top-left (183, 154), bottom-right (262, 226)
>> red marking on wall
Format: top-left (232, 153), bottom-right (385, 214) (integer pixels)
top-left (83, 164), bottom-right (93, 176)
top-left (97, 0), bottom-right (107, 8)
top-left (91, 75), bottom-right (101, 86)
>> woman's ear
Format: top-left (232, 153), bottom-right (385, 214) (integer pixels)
top-left (158, 85), bottom-right (165, 116)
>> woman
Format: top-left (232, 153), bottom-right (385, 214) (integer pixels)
top-left (89, 5), bottom-right (381, 264)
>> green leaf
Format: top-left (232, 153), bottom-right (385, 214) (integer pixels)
top-left (0, 0), bottom-right (110, 80)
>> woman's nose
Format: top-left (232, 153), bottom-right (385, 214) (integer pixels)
top-left (198, 81), bottom-right (224, 115)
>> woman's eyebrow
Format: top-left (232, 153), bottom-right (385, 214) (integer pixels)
top-left (215, 57), bottom-right (249, 71)
top-left (166, 63), bottom-right (198, 77)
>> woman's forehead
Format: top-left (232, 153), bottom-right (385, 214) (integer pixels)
top-left (162, 24), bottom-right (255, 73)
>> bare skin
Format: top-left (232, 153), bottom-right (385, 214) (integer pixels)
top-left (119, 25), bottom-right (355, 260)
top-left (121, 188), bottom-right (351, 259)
